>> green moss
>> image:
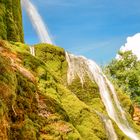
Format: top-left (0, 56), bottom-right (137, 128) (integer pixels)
top-left (0, 100), bottom-right (6, 118)
top-left (35, 43), bottom-right (68, 84)
top-left (0, 53), bottom-right (17, 109)
top-left (111, 121), bottom-right (130, 140)
top-left (39, 121), bottom-right (82, 140)
top-left (0, 41), bottom-right (83, 139)
top-left (9, 41), bottom-right (29, 52)
top-left (68, 77), bottom-right (103, 109)
top-left (1, 40), bottom-right (140, 139)
top-left (9, 117), bottom-right (38, 140)
top-left (0, 0), bottom-right (24, 42)
top-left (56, 84), bottom-right (107, 139)
top-left (0, 41), bottom-right (112, 139)
top-left (68, 75), bottom-right (140, 139)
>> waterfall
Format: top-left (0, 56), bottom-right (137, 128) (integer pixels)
top-left (20, 0), bottom-right (139, 138)
top-left (29, 46), bottom-right (35, 56)
top-left (95, 111), bottom-right (118, 140)
top-left (66, 52), bottom-right (140, 140)
top-left (102, 116), bottom-right (118, 140)
top-left (21, 0), bottom-right (53, 44)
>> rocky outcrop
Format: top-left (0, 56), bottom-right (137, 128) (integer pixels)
top-left (133, 105), bottom-right (140, 125)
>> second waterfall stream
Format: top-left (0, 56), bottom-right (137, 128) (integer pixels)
top-left (66, 52), bottom-right (140, 140)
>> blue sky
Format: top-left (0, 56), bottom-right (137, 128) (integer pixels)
top-left (22, 0), bottom-right (140, 65)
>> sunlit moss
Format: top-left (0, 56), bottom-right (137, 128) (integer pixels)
top-left (0, 40), bottom-right (140, 139)
top-left (0, 0), bottom-right (24, 42)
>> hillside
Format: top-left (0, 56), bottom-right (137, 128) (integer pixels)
top-left (0, 0), bottom-right (140, 139)
top-left (0, 40), bottom-right (140, 139)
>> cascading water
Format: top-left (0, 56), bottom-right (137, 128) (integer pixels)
top-left (102, 116), bottom-right (118, 140)
top-left (95, 111), bottom-right (118, 140)
top-left (21, 0), bottom-right (53, 44)
top-left (29, 46), bottom-right (35, 56)
top-left (66, 52), bottom-right (140, 140)
top-left (20, 0), bottom-right (139, 138)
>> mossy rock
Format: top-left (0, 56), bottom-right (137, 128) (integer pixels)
top-left (0, 40), bottom-right (140, 139)
top-left (0, 0), bottom-right (24, 42)
top-left (35, 43), bottom-right (68, 84)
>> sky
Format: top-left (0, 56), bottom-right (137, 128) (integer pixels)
top-left (22, 0), bottom-right (140, 65)
top-left (119, 33), bottom-right (140, 60)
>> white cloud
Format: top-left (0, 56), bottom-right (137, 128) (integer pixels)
top-left (118, 33), bottom-right (140, 60)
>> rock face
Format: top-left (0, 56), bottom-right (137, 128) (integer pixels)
top-left (133, 105), bottom-right (140, 125)
top-left (0, 0), bottom-right (24, 42)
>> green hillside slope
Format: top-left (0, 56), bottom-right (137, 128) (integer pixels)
top-left (0, 40), bottom-right (140, 139)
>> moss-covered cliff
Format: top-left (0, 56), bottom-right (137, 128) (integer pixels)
top-left (0, 41), bottom-right (106, 139)
top-left (0, 40), bottom-right (140, 139)
top-left (1, 1), bottom-right (140, 139)
top-left (0, 0), bottom-right (24, 42)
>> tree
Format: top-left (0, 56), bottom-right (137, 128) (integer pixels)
top-left (106, 51), bottom-right (140, 105)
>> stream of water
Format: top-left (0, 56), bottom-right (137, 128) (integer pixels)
top-left (21, 1), bottom-right (140, 139)
top-left (21, 0), bottom-right (53, 44)
top-left (29, 46), bottom-right (35, 56)
top-left (66, 52), bottom-right (140, 140)
top-left (95, 111), bottom-right (118, 140)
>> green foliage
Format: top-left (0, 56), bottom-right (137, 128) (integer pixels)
top-left (106, 51), bottom-right (140, 105)
top-left (9, 41), bottom-right (29, 52)
top-left (56, 84), bottom-right (107, 139)
top-left (0, 41), bottom-right (83, 139)
top-left (35, 43), bottom-right (68, 83)
top-left (68, 77), bottom-right (102, 108)
top-left (0, 41), bottom-right (140, 139)
top-left (0, 0), bottom-right (24, 42)
top-left (0, 53), bottom-right (17, 106)
top-left (39, 121), bottom-right (82, 140)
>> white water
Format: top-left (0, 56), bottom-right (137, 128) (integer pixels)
top-left (66, 52), bottom-right (140, 140)
top-left (95, 111), bottom-right (118, 140)
top-left (21, 0), bottom-right (53, 44)
top-left (103, 117), bottom-right (118, 140)
top-left (30, 46), bottom-right (35, 56)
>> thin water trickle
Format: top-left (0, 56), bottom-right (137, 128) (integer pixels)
top-left (95, 111), bottom-right (118, 140)
top-left (30, 46), bottom-right (35, 56)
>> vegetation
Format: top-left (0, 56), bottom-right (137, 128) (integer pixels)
top-left (0, 40), bottom-right (140, 139)
top-left (0, 1), bottom-right (140, 139)
top-left (0, 41), bottom-right (107, 139)
top-left (106, 51), bottom-right (140, 105)
top-left (35, 43), bottom-right (68, 84)
top-left (0, 0), bottom-right (24, 42)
